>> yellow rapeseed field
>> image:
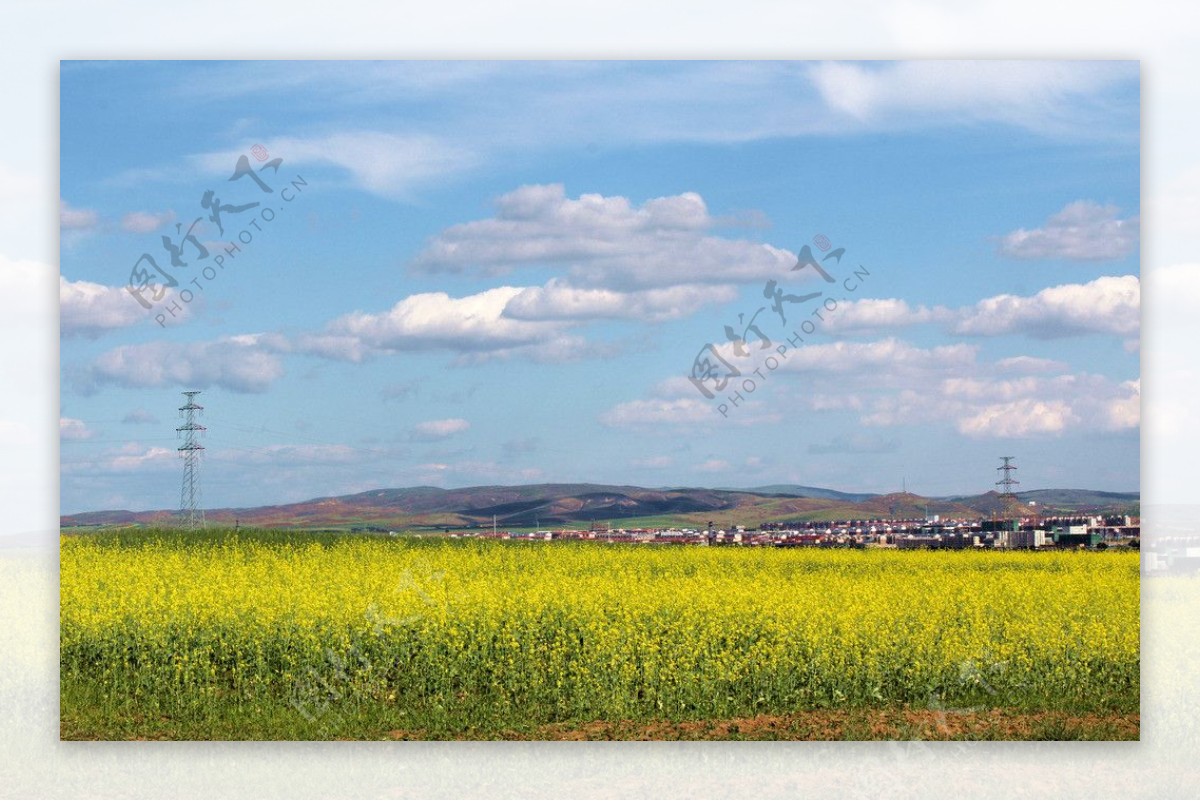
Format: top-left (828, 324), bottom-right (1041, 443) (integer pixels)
top-left (60, 532), bottom-right (1139, 738)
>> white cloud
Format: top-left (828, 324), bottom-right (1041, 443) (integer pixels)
top-left (1106, 379), bottom-right (1141, 430)
top-left (504, 279), bottom-right (738, 322)
top-left (60, 199), bottom-right (98, 229)
top-left (956, 399), bottom-right (1080, 437)
top-left (121, 210), bottom-right (175, 233)
top-left (805, 393), bottom-right (866, 412)
top-left (820, 278), bottom-right (1140, 342)
top-left (177, 61), bottom-right (1136, 156)
top-left (953, 275), bottom-right (1139, 338)
top-left (411, 184), bottom-right (796, 290)
top-left (821, 298), bottom-right (945, 334)
top-left (60, 276), bottom-right (148, 337)
top-left (779, 337), bottom-right (978, 376)
top-left (85, 334), bottom-right (288, 394)
top-left (809, 61), bottom-right (1135, 137)
top-left (292, 333), bottom-right (371, 363)
top-left (69, 443), bottom-right (178, 473)
top-left (196, 132), bottom-right (477, 198)
top-left (486, 333), bottom-right (620, 365)
top-left (644, 330), bottom-right (1137, 440)
top-left (411, 418), bottom-right (470, 441)
top-left (314, 286), bottom-right (567, 356)
top-left (59, 417), bottom-right (94, 441)
top-left (599, 389), bottom-right (781, 428)
top-left (860, 368), bottom-right (1139, 437)
top-left (599, 397), bottom-right (721, 427)
top-left (997, 201), bottom-right (1139, 260)
top-left (940, 376), bottom-right (1041, 402)
top-left (995, 355), bottom-right (1069, 374)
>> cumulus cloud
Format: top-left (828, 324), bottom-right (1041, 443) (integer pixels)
top-left (60, 199), bottom-right (98, 229)
top-left (59, 417), bottom-right (94, 440)
top-left (955, 399), bottom-right (1080, 438)
top-left (1105, 379), bottom-right (1141, 430)
top-left (940, 375), bottom-right (1042, 402)
top-left (411, 418), bottom-right (470, 441)
top-left (952, 275), bottom-right (1139, 338)
top-left (821, 298), bottom-right (945, 334)
top-left (78, 276), bottom-right (634, 397)
top-left (504, 279), bottom-right (738, 322)
top-left (997, 201), bottom-right (1139, 261)
top-left (307, 287), bottom-right (568, 360)
top-left (779, 337), bottom-right (978, 376)
top-left (641, 329), bottom-right (1138, 440)
top-left (85, 334), bottom-right (288, 393)
top-left (299, 286), bottom-right (623, 366)
top-left (411, 184), bottom-right (796, 290)
top-left (994, 355), bottom-right (1069, 374)
top-left (60, 276), bottom-right (148, 337)
top-left (817, 278), bottom-right (1139, 343)
top-left (121, 210), bottom-right (176, 233)
top-left (860, 368), bottom-right (1139, 437)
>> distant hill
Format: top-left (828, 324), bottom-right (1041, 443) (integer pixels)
top-left (1016, 488), bottom-right (1139, 508)
top-left (61, 483), bottom-right (1140, 531)
top-left (941, 489), bottom-right (1140, 516)
top-left (721, 485), bottom-right (879, 502)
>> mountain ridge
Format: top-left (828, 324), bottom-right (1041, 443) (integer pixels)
top-left (61, 483), bottom-right (1139, 530)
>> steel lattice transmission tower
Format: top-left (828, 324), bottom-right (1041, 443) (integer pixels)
top-left (995, 456), bottom-right (1020, 502)
top-left (177, 390), bottom-right (206, 529)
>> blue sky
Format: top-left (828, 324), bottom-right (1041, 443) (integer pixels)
top-left (59, 60), bottom-right (1140, 513)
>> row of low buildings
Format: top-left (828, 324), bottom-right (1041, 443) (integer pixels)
top-left (449, 514), bottom-right (1138, 550)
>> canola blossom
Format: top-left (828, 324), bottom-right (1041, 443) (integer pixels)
top-left (60, 532), bottom-right (1139, 735)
